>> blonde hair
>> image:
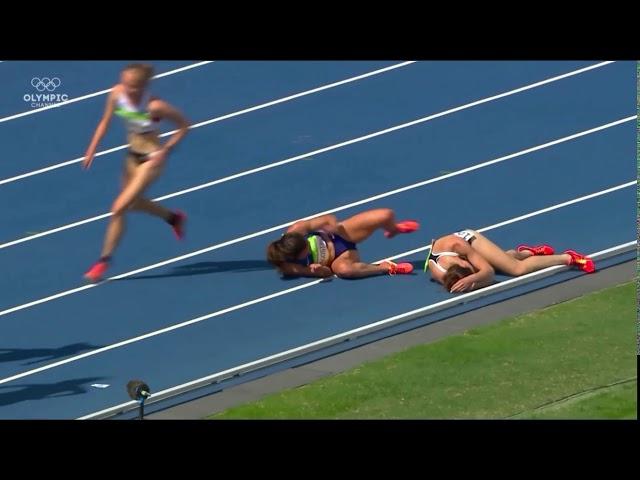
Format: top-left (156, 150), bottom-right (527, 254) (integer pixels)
top-left (123, 63), bottom-right (154, 83)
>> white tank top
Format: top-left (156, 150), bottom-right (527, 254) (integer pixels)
top-left (114, 90), bottom-right (158, 134)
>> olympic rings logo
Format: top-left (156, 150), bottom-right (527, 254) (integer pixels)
top-left (31, 77), bottom-right (62, 92)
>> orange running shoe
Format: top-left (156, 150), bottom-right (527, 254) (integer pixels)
top-left (384, 220), bottom-right (420, 238)
top-left (516, 244), bottom-right (555, 256)
top-left (564, 249), bottom-right (595, 273)
top-left (381, 260), bottom-right (414, 275)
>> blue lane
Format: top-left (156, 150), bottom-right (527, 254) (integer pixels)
top-left (0, 61), bottom-right (192, 118)
top-left (0, 78), bottom-right (633, 310)
top-left (0, 61), bottom-right (397, 179)
top-left (0, 127), bottom-right (633, 378)
top-left (0, 62), bottom-right (631, 245)
top-left (0, 62), bottom-right (604, 234)
top-left (0, 186), bottom-right (633, 419)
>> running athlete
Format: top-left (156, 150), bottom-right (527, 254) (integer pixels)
top-left (82, 63), bottom-right (190, 282)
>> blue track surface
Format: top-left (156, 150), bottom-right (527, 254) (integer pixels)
top-left (0, 60), bottom-right (635, 418)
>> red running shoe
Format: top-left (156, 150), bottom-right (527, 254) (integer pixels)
top-left (516, 244), bottom-right (555, 256)
top-left (384, 220), bottom-right (420, 238)
top-left (84, 260), bottom-right (109, 283)
top-left (382, 260), bottom-right (414, 275)
top-left (170, 210), bottom-right (187, 240)
top-left (564, 249), bottom-right (595, 273)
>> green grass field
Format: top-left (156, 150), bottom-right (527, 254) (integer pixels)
top-left (514, 378), bottom-right (636, 419)
top-left (209, 281), bottom-right (637, 419)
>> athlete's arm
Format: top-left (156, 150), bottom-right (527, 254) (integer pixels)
top-left (278, 262), bottom-right (333, 278)
top-left (148, 99), bottom-right (190, 155)
top-left (449, 241), bottom-right (495, 293)
top-left (82, 87), bottom-right (118, 169)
